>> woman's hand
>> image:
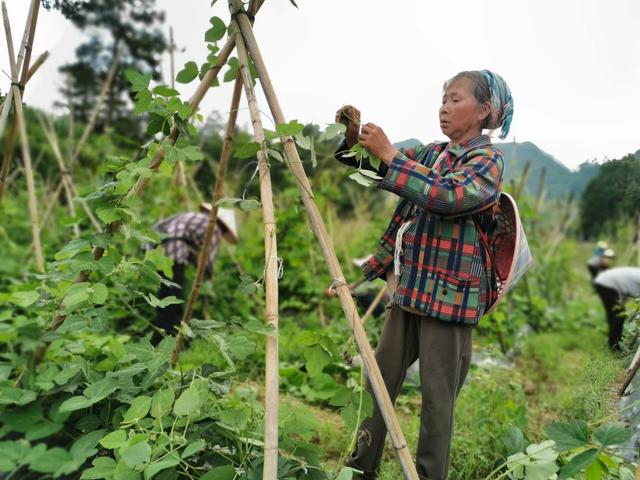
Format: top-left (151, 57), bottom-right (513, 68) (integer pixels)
top-left (335, 105), bottom-right (361, 147)
top-left (359, 123), bottom-right (399, 165)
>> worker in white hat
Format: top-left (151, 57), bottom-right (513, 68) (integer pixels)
top-left (149, 202), bottom-right (239, 345)
top-left (587, 241), bottom-right (616, 281)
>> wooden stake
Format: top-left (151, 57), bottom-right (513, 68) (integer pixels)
top-left (168, 25), bottom-right (189, 197)
top-left (25, 50), bottom-right (48, 83)
top-left (2, 1), bottom-right (44, 272)
top-left (533, 167), bottom-right (546, 214)
top-left (231, 23), bottom-right (281, 479)
top-left (515, 160), bottom-right (531, 200)
top-left (232, 3), bottom-right (418, 478)
top-left (619, 341), bottom-right (640, 396)
top-left (171, 73), bottom-right (244, 365)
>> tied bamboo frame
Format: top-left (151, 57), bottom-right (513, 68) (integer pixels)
top-left (2, 0), bottom-right (45, 273)
top-left (230, 1), bottom-right (419, 477)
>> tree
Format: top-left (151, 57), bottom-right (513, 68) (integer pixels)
top-left (42, 0), bottom-right (167, 139)
top-left (579, 154), bottom-right (640, 239)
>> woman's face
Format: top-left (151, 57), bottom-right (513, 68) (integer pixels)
top-left (439, 77), bottom-right (489, 144)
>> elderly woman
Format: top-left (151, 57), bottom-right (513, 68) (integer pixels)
top-left (335, 70), bottom-right (513, 480)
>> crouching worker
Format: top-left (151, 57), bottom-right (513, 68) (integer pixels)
top-left (335, 70), bottom-right (513, 479)
top-left (149, 203), bottom-right (239, 345)
top-left (593, 266), bottom-right (640, 351)
top-left (586, 241), bottom-right (615, 281)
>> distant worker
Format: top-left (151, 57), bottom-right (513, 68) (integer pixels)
top-left (593, 267), bottom-right (640, 351)
top-left (586, 241), bottom-right (615, 281)
top-left (150, 203), bottom-right (239, 345)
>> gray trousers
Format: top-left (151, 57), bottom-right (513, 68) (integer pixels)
top-left (347, 305), bottom-right (473, 480)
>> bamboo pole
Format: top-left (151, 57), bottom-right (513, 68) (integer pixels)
top-left (38, 115), bottom-right (79, 237)
top-left (0, 0), bottom-right (40, 201)
top-left (171, 73), bottom-right (243, 365)
top-left (25, 50), bottom-right (48, 83)
top-left (533, 167), bottom-right (546, 214)
top-left (66, 74), bottom-right (75, 159)
top-left (2, 1), bottom-right (44, 273)
top-left (231, 23), bottom-right (281, 478)
top-left (168, 26), bottom-right (189, 197)
top-left (360, 286), bottom-right (386, 326)
top-left (232, 3), bottom-right (418, 478)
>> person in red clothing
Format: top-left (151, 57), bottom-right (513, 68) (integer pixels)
top-left (335, 70), bottom-right (513, 480)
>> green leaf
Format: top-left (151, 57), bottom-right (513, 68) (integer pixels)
top-left (234, 141), bottom-right (261, 159)
top-left (173, 386), bottom-right (201, 417)
top-left (335, 467), bottom-right (355, 480)
top-left (239, 199), bottom-right (261, 212)
top-left (216, 197), bottom-right (242, 208)
top-left (114, 459), bottom-right (141, 480)
top-left (592, 422), bottom-right (631, 447)
top-left (227, 335), bottom-right (256, 361)
top-left (90, 283), bottom-right (109, 305)
top-left (143, 453), bottom-right (180, 479)
top-left (319, 122), bottom-right (346, 142)
top-left (176, 61), bottom-right (198, 84)
top-left (201, 465), bottom-right (235, 480)
top-left (153, 85), bottom-right (179, 97)
top-left (503, 426), bottom-right (528, 454)
top-left (619, 467), bottom-right (635, 480)
top-left (223, 57), bottom-right (238, 83)
top-left (70, 429), bottom-right (108, 462)
top-left (30, 447), bottom-right (72, 474)
top-left (80, 457), bottom-right (117, 479)
top-left (134, 89), bottom-right (152, 115)
top-left (267, 148), bottom-right (284, 163)
top-left (122, 396), bottom-right (152, 424)
top-left (358, 169), bottom-right (383, 180)
top-left (146, 113), bottom-right (170, 136)
top-left (275, 120), bottom-right (304, 136)
top-left (584, 458), bottom-right (608, 480)
top-left (121, 441), bottom-right (151, 469)
top-left (141, 293), bottom-right (183, 309)
top-left (329, 387), bottom-right (353, 407)
top-left (304, 344), bottom-right (331, 377)
top-left (59, 396), bottom-right (94, 413)
top-left (100, 430), bottom-right (127, 450)
top-left (84, 376), bottom-right (120, 400)
top-left (10, 290), bottom-right (39, 308)
top-left (181, 441), bottom-right (206, 459)
top-left (559, 448), bottom-right (599, 479)
top-left (348, 171), bottom-right (376, 187)
top-left (294, 133), bottom-right (311, 150)
top-left (205, 16), bottom-right (226, 42)
top-left (125, 70), bottom-right (152, 92)
top-left (0, 386), bottom-right (36, 405)
top-left (545, 420), bottom-right (589, 452)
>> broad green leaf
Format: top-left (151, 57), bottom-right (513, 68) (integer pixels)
top-left (55, 239), bottom-right (92, 260)
top-left (173, 386), bottom-right (201, 417)
top-left (153, 85), bottom-right (179, 97)
top-left (585, 458), bottom-right (608, 480)
top-left (348, 171), bottom-right (376, 187)
top-left (134, 89), bottom-right (152, 115)
top-left (304, 344), bottom-right (331, 377)
top-left (80, 457), bottom-right (117, 479)
top-left (335, 467), bottom-right (355, 480)
top-left (503, 426), bottom-right (528, 454)
top-left (219, 408), bottom-right (247, 430)
top-left (239, 199), bottom-right (261, 212)
top-left (25, 420), bottom-right (64, 441)
top-left (619, 467), bottom-right (635, 480)
top-left (114, 458), bottom-right (142, 480)
top-left (30, 447), bottom-right (72, 473)
top-left (0, 386), bottom-right (37, 405)
top-left (559, 448), bottom-right (599, 479)
top-left (267, 148), bottom-right (284, 163)
top-left (141, 293), bottom-right (183, 309)
top-left (122, 396), bottom-right (152, 424)
top-left (176, 61), bottom-right (198, 84)
top-left (95, 206), bottom-right (121, 224)
top-left (234, 141), bottom-right (261, 159)
top-left (545, 420), bottom-right (589, 451)
top-left (125, 70), bottom-right (151, 92)
top-left (215, 197), bottom-right (242, 208)
top-left (592, 422), bottom-right (631, 447)
top-left (121, 441), bottom-right (151, 469)
top-left (59, 395), bottom-right (94, 413)
top-left (90, 283), bottom-right (109, 305)
top-left (294, 133), bottom-right (311, 150)
top-left (70, 429), bottom-right (108, 462)
top-left (10, 290), bottom-right (39, 308)
top-left (143, 453), bottom-right (180, 479)
top-left (223, 57), bottom-right (238, 83)
top-left (181, 441), bottom-right (206, 459)
top-left (275, 120), bottom-right (304, 136)
top-left (150, 389), bottom-right (175, 419)
top-left (84, 377), bottom-right (119, 401)
top-left (329, 387), bottom-right (353, 407)
top-left (205, 16), bottom-right (226, 42)
top-left (201, 465), bottom-right (235, 480)
top-left (319, 122), bottom-right (346, 142)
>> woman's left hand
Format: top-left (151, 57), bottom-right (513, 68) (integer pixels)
top-left (359, 123), bottom-right (399, 165)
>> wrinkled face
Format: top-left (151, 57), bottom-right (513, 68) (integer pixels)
top-left (439, 77), bottom-right (489, 144)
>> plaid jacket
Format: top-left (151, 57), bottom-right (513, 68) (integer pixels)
top-left (338, 134), bottom-right (503, 325)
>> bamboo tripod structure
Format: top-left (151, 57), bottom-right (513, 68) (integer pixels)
top-left (2, 0), bottom-right (45, 273)
top-left (229, 1), bottom-right (418, 477)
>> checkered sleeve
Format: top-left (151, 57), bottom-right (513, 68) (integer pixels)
top-left (378, 147), bottom-right (503, 216)
top-left (361, 245), bottom-right (394, 281)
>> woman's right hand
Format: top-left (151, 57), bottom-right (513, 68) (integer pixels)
top-left (335, 105), bottom-right (361, 148)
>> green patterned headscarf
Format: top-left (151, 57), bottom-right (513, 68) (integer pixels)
top-left (481, 70), bottom-right (513, 140)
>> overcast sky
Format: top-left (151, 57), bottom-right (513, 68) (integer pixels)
top-left (2, 0), bottom-right (639, 169)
